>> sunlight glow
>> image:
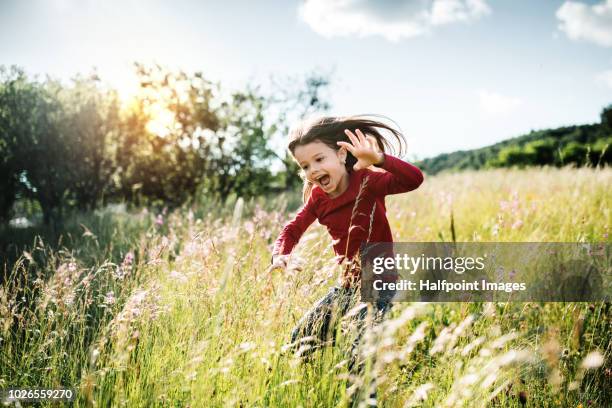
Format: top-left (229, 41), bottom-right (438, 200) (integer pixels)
top-left (145, 103), bottom-right (176, 138)
top-left (110, 70), bottom-right (141, 106)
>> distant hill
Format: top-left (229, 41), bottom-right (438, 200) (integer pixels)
top-left (416, 105), bottom-right (612, 175)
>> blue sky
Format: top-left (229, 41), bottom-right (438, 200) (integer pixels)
top-left (1, 0), bottom-right (611, 159)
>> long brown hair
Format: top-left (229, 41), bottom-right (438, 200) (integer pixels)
top-left (288, 115), bottom-right (407, 202)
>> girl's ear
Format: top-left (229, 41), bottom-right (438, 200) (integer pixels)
top-left (337, 146), bottom-right (347, 163)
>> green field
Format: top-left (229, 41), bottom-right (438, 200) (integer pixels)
top-left (1, 165), bottom-right (610, 407)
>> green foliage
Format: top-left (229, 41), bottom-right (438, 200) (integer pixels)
top-left (53, 76), bottom-right (122, 211)
top-left (418, 110), bottom-right (612, 174)
top-left (115, 64), bottom-right (222, 206)
top-left (0, 65), bottom-right (331, 225)
top-left (490, 135), bottom-right (612, 170)
top-left (201, 89), bottom-right (275, 198)
top-left (600, 104), bottom-right (612, 132)
top-left (524, 137), bottom-right (557, 165)
top-left (488, 138), bottom-right (560, 168)
top-left (0, 68), bottom-right (124, 226)
top-left (561, 141), bottom-right (588, 166)
top-left (497, 145), bottom-right (536, 167)
top-left (0, 67), bottom-right (77, 226)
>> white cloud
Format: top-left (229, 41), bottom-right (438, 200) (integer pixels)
top-left (556, 0), bottom-right (612, 47)
top-left (298, 0), bottom-right (491, 42)
top-left (478, 90), bottom-right (521, 115)
top-left (596, 69), bottom-right (612, 88)
top-left (431, 0), bottom-right (491, 25)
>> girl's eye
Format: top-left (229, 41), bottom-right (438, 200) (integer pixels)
top-left (302, 165), bottom-right (309, 170)
top-left (316, 157), bottom-right (323, 162)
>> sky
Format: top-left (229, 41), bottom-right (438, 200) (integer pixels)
top-left (1, 0), bottom-right (611, 159)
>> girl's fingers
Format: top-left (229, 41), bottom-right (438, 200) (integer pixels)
top-left (337, 141), bottom-right (356, 153)
top-left (344, 129), bottom-right (360, 147)
top-left (367, 135), bottom-right (379, 151)
top-left (269, 254), bottom-right (289, 273)
top-left (365, 135), bottom-right (374, 150)
top-left (355, 129), bottom-right (367, 145)
top-left (268, 259), bottom-right (287, 273)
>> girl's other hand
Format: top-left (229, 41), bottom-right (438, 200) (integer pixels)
top-left (337, 128), bottom-right (385, 171)
top-left (268, 254), bottom-right (289, 272)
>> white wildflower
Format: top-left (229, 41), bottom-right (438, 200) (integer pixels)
top-left (581, 350), bottom-right (604, 369)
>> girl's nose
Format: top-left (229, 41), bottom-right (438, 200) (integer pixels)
top-left (308, 164), bottom-right (319, 175)
top-left (307, 165), bottom-right (319, 179)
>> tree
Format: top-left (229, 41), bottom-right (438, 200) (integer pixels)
top-left (523, 138), bottom-right (557, 165)
top-left (560, 141), bottom-right (587, 166)
top-left (0, 64), bottom-right (334, 225)
top-left (203, 89), bottom-right (275, 199)
top-left (53, 75), bottom-right (121, 210)
top-left (601, 104), bottom-right (612, 132)
top-left (114, 64), bottom-right (281, 204)
top-left (115, 64), bottom-right (221, 206)
top-left (0, 67), bottom-right (31, 222)
top-left (0, 67), bottom-right (68, 225)
top-left (0, 67), bottom-right (121, 225)
top-left (491, 145), bottom-right (535, 168)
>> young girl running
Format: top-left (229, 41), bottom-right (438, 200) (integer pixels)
top-left (269, 115), bottom-right (423, 403)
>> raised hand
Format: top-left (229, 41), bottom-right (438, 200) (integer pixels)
top-left (337, 129), bottom-right (385, 171)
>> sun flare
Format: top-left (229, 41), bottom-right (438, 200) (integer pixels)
top-left (145, 103), bottom-right (176, 138)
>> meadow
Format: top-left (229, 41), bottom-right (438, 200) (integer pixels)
top-left (1, 165), bottom-right (610, 407)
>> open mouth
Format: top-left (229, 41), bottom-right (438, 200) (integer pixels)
top-left (316, 174), bottom-right (331, 188)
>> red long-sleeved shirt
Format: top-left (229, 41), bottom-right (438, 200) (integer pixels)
top-left (273, 153), bottom-right (424, 285)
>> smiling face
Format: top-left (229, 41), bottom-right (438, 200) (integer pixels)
top-left (293, 141), bottom-right (350, 198)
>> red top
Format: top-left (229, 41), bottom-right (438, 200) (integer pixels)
top-left (273, 153), bottom-right (424, 286)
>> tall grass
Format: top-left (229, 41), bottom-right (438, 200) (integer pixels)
top-left (1, 166), bottom-right (610, 407)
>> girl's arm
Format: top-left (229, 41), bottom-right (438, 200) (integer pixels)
top-left (367, 153), bottom-right (424, 196)
top-left (272, 196), bottom-right (318, 258)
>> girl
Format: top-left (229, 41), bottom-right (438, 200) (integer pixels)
top-left (270, 115), bottom-right (423, 402)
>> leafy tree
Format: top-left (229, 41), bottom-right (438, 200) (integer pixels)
top-left (523, 138), bottom-right (557, 165)
top-left (117, 65), bottom-right (332, 203)
top-left (601, 104), bottom-right (612, 132)
top-left (53, 75), bottom-right (121, 210)
top-left (115, 64), bottom-right (221, 206)
top-left (493, 145), bottom-right (535, 168)
top-left (204, 89), bottom-right (275, 199)
top-left (0, 63), bottom-right (333, 225)
top-left (115, 64), bottom-right (291, 204)
top-left (0, 67), bottom-right (26, 221)
top-left (0, 68), bottom-right (121, 224)
top-left (560, 141), bottom-right (587, 166)
top-left (0, 67), bottom-right (68, 225)
top-left (591, 137), bottom-right (612, 166)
